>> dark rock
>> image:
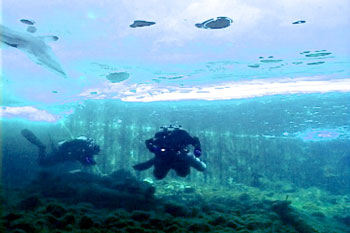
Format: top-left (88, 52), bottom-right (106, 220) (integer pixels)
top-left (34, 219), bottom-right (45, 230)
top-left (271, 200), bottom-right (316, 233)
top-left (184, 186), bottom-right (195, 193)
top-left (56, 213), bottom-right (76, 229)
top-left (45, 203), bottom-right (67, 218)
top-left (63, 214), bottom-right (76, 225)
top-left (188, 222), bottom-right (211, 232)
top-left (104, 216), bottom-right (119, 227)
top-left (104, 215), bottom-right (131, 229)
top-left (149, 218), bottom-right (164, 228)
top-left (311, 212), bottom-right (325, 218)
top-left (266, 192), bottom-right (274, 197)
top-left (4, 213), bottom-right (23, 222)
top-left (46, 214), bottom-right (58, 226)
top-left (238, 193), bottom-right (250, 202)
top-left (131, 210), bottom-right (151, 221)
top-left (10, 220), bottom-right (35, 233)
top-left (165, 224), bottom-right (180, 232)
top-left (334, 215), bottom-right (350, 226)
top-left (271, 200), bottom-right (291, 215)
top-left (79, 215), bottom-right (94, 229)
top-left (12, 230), bottom-right (27, 233)
top-left (19, 195), bottom-right (41, 211)
top-left (164, 203), bottom-right (189, 217)
top-left (189, 207), bottom-right (200, 217)
top-left (24, 170), bottom-right (158, 215)
top-left (227, 220), bottom-right (240, 229)
top-left (125, 226), bottom-right (147, 233)
top-left (209, 215), bottom-right (227, 226)
top-left (246, 219), bottom-right (271, 230)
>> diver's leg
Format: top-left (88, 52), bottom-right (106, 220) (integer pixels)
top-left (21, 129), bottom-right (46, 149)
top-left (153, 160), bottom-right (171, 180)
top-left (173, 162), bottom-right (191, 177)
top-left (133, 158), bottom-right (155, 171)
top-left (21, 129), bottom-right (47, 162)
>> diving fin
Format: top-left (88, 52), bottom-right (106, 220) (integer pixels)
top-left (21, 129), bottom-right (46, 149)
top-left (133, 158), bottom-right (155, 171)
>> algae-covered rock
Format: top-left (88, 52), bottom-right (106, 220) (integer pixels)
top-left (25, 170), bottom-right (157, 211)
top-left (271, 200), bottom-right (317, 232)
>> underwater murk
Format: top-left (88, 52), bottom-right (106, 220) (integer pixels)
top-left (1, 0), bottom-right (350, 233)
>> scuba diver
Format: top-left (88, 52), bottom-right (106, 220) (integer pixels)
top-left (21, 129), bottom-right (100, 167)
top-left (133, 125), bottom-right (206, 180)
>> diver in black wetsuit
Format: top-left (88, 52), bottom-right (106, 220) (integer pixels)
top-left (21, 129), bottom-right (100, 167)
top-left (133, 125), bottom-right (206, 180)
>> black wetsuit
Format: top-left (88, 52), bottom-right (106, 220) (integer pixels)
top-left (38, 138), bottom-right (99, 167)
top-left (133, 128), bottom-right (206, 180)
top-left (21, 129), bottom-right (99, 167)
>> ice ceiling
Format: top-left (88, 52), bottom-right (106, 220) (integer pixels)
top-left (1, 0), bottom-right (350, 121)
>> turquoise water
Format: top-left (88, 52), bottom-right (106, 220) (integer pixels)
top-left (1, 1), bottom-right (350, 232)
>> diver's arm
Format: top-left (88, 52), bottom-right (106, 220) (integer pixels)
top-left (191, 136), bottom-right (201, 150)
top-left (179, 129), bottom-right (201, 150)
top-left (190, 136), bottom-right (202, 157)
top-left (178, 129), bottom-right (202, 157)
top-left (145, 138), bottom-right (156, 151)
top-left (145, 132), bottom-right (164, 152)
